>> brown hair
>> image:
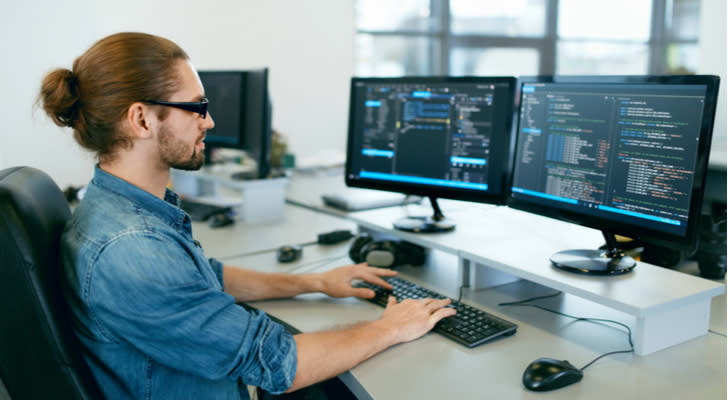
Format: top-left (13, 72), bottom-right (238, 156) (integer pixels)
top-left (39, 32), bottom-right (189, 161)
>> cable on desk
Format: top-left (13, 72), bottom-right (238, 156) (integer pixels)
top-left (215, 229), bottom-right (353, 261)
top-left (709, 329), bottom-right (727, 337)
top-left (499, 292), bottom-right (634, 372)
top-left (215, 241), bottom-right (317, 261)
top-left (456, 284), bottom-right (470, 303)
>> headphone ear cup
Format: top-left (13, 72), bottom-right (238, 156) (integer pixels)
top-left (363, 241), bottom-right (398, 267)
top-left (349, 233), bottom-right (373, 263)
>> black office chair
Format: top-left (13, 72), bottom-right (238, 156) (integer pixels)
top-left (0, 166), bottom-right (102, 399)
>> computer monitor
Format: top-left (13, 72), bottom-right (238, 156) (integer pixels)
top-left (509, 75), bottom-right (720, 275)
top-left (198, 69), bottom-right (273, 179)
top-left (345, 76), bottom-right (517, 232)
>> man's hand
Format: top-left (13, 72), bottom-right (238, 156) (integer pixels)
top-left (380, 296), bottom-right (456, 344)
top-left (317, 263), bottom-right (397, 299)
top-left (287, 268), bottom-right (456, 392)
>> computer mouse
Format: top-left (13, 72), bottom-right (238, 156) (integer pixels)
top-left (208, 213), bottom-right (235, 229)
top-left (276, 245), bottom-right (302, 263)
top-left (522, 357), bottom-right (583, 391)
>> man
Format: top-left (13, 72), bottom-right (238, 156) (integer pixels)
top-left (39, 32), bottom-right (455, 399)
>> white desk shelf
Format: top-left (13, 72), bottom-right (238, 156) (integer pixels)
top-left (347, 204), bottom-right (725, 356)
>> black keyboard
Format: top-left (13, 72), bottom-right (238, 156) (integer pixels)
top-left (355, 276), bottom-right (517, 348)
top-left (179, 199), bottom-right (231, 222)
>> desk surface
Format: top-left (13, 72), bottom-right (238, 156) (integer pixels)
top-left (196, 189), bottom-right (727, 400)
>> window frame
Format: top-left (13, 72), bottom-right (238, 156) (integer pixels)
top-left (354, 0), bottom-right (700, 76)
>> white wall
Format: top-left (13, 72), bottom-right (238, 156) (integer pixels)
top-left (1, 1), bottom-right (725, 189)
top-left (2, 1), bottom-right (98, 187)
top-left (1, 0), bottom-right (354, 188)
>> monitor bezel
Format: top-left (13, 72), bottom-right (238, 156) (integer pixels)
top-left (507, 74), bottom-right (720, 250)
top-left (198, 68), bottom-right (272, 179)
top-left (198, 70), bottom-right (246, 149)
top-left (345, 75), bottom-right (518, 206)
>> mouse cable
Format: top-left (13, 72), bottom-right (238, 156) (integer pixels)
top-left (499, 292), bottom-right (634, 372)
top-left (216, 246), bottom-right (301, 261)
top-left (456, 283), bottom-right (561, 304)
top-left (216, 229), bottom-right (354, 261)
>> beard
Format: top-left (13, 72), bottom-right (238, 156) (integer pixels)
top-left (158, 125), bottom-right (205, 171)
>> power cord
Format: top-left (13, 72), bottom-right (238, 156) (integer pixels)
top-left (498, 291), bottom-right (634, 372)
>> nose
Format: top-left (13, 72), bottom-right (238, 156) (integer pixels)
top-left (203, 112), bottom-right (215, 130)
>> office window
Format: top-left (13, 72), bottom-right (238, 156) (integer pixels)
top-left (557, 42), bottom-right (649, 75)
top-left (354, 0), bottom-right (702, 76)
top-left (557, 0), bottom-right (652, 41)
top-left (355, 35), bottom-right (439, 76)
top-left (663, 0), bottom-right (701, 73)
top-left (666, 43), bottom-right (698, 74)
top-left (450, 47), bottom-right (540, 76)
top-left (556, 0), bottom-right (651, 74)
top-left (355, 0), bottom-right (440, 32)
top-left (450, 0), bottom-right (547, 37)
top-left (667, 0), bottom-right (700, 40)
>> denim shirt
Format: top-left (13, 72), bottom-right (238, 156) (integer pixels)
top-left (61, 167), bottom-right (297, 399)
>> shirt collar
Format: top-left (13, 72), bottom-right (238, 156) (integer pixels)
top-left (92, 165), bottom-right (187, 225)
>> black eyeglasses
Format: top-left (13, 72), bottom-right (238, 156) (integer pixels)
top-left (142, 97), bottom-right (209, 118)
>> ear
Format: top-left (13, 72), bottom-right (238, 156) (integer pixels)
top-left (125, 102), bottom-right (157, 140)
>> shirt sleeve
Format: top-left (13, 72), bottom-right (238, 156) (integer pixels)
top-left (208, 257), bottom-right (225, 290)
top-left (87, 231), bottom-right (297, 393)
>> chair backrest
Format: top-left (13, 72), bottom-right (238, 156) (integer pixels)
top-left (0, 166), bottom-right (102, 399)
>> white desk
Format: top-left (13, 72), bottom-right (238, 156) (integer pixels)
top-left (346, 204), bottom-right (725, 356)
top-left (285, 169), bottom-right (725, 355)
top-left (196, 200), bottom-right (727, 400)
top-left (194, 202), bottom-right (356, 259)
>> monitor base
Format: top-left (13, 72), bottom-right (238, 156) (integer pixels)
top-left (550, 249), bottom-right (636, 275)
top-left (394, 216), bottom-right (455, 233)
top-left (393, 196), bottom-right (455, 233)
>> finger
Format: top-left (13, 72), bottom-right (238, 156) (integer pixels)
top-left (359, 274), bottom-right (394, 290)
top-left (387, 295), bottom-right (397, 305)
top-left (424, 298), bottom-right (451, 311)
top-left (368, 266), bottom-right (398, 277)
top-left (350, 288), bottom-right (376, 299)
top-left (430, 306), bottom-right (457, 323)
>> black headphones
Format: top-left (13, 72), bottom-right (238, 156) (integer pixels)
top-left (348, 232), bottom-right (426, 268)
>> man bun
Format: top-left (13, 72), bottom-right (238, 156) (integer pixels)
top-left (40, 68), bottom-right (80, 129)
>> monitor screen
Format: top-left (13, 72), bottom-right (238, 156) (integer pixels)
top-left (509, 75), bottom-right (720, 274)
top-left (198, 69), bottom-right (273, 179)
top-left (345, 76), bottom-right (517, 232)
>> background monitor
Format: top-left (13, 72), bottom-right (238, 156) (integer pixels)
top-left (198, 69), bottom-right (273, 179)
top-left (509, 75), bottom-right (720, 274)
top-left (345, 76), bottom-right (517, 232)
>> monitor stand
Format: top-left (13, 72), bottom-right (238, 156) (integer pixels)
top-left (393, 196), bottom-right (455, 233)
top-left (550, 231), bottom-right (636, 275)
